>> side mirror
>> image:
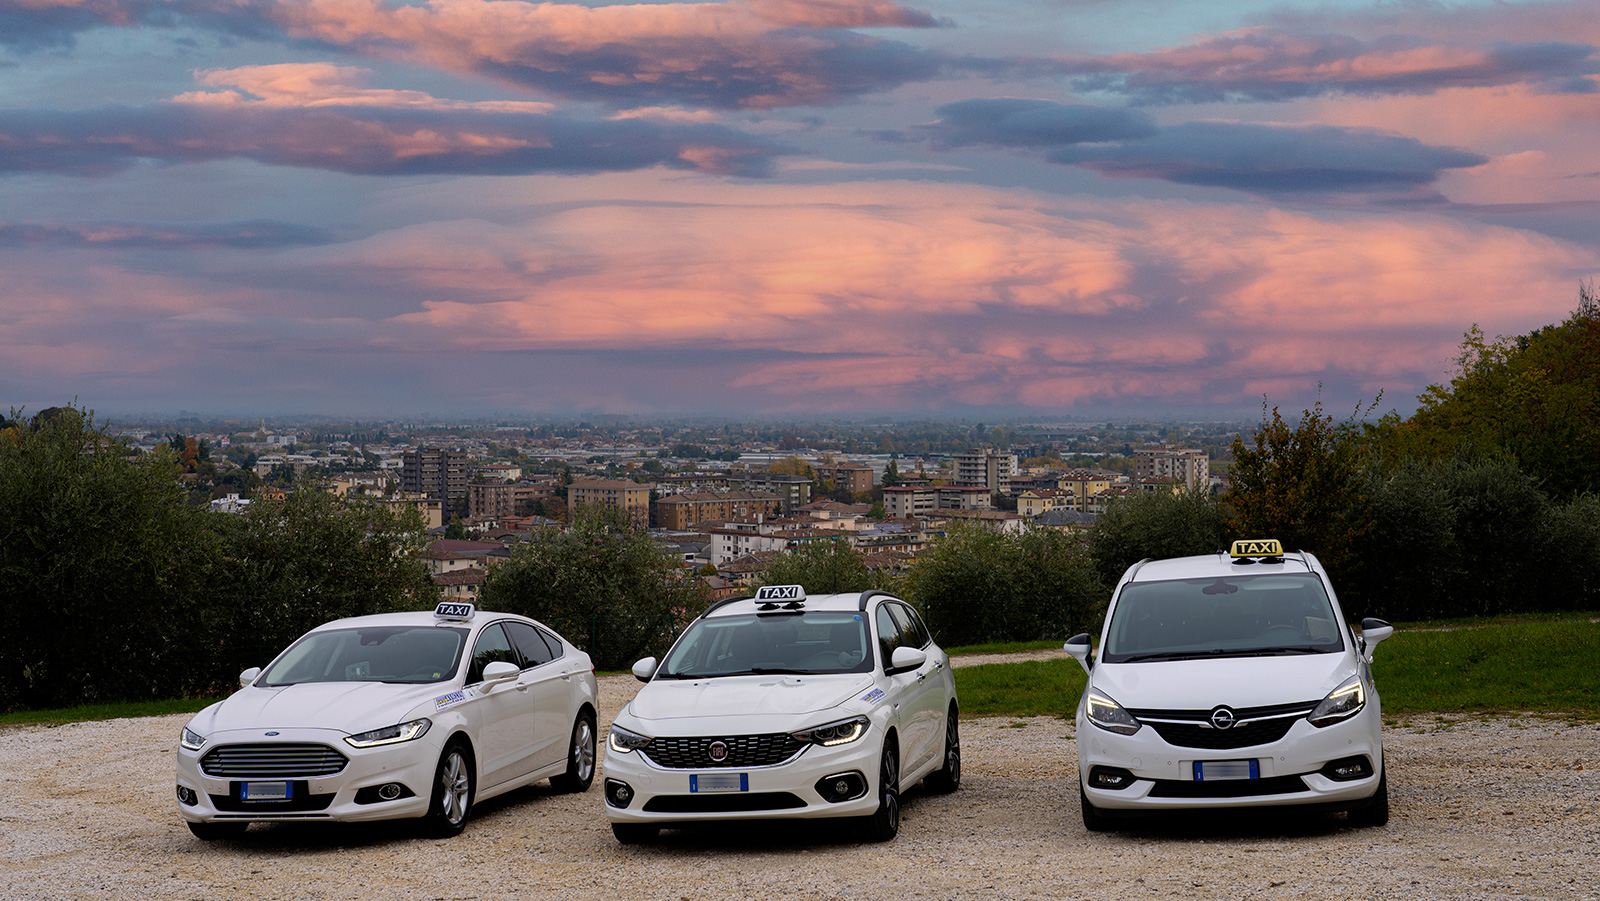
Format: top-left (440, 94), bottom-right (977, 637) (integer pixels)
top-left (632, 657), bottom-right (659, 683)
top-left (481, 660), bottom-right (520, 689)
top-left (1359, 618), bottom-right (1394, 662)
top-left (889, 646), bottom-right (928, 673)
top-left (239, 667), bottom-right (261, 688)
top-left (1064, 633), bottom-right (1094, 675)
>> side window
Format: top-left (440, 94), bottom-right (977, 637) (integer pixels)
top-left (468, 624), bottom-right (519, 683)
top-left (537, 627), bottom-right (566, 661)
top-left (875, 606), bottom-right (905, 669)
top-left (888, 603), bottom-right (931, 649)
top-left (504, 621), bottom-right (556, 668)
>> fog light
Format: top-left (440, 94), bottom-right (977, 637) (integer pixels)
top-left (1321, 756), bottom-right (1374, 782)
top-left (176, 785), bottom-right (198, 806)
top-left (605, 779), bottom-right (635, 809)
top-left (1088, 766), bottom-right (1136, 790)
top-left (814, 771), bottom-right (867, 803)
top-left (377, 782), bottom-right (403, 801)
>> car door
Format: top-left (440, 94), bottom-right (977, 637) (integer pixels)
top-left (504, 620), bottom-right (573, 772)
top-left (466, 623), bottom-right (540, 788)
top-left (886, 602), bottom-right (945, 773)
top-left (875, 602), bottom-right (941, 774)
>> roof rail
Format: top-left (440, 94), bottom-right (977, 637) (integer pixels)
top-left (1124, 557), bottom-right (1154, 581)
top-left (701, 595), bottom-right (753, 618)
top-left (856, 589), bottom-right (900, 612)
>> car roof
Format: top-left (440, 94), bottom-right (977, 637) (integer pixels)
top-left (702, 591), bottom-right (895, 618)
top-left (308, 609), bottom-right (528, 632)
top-left (1129, 552), bottom-right (1317, 583)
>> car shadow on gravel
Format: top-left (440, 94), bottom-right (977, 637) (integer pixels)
top-left (611, 794), bottom-right (953, 852)
top-left (1087, 807), bottom-right (1373, 841)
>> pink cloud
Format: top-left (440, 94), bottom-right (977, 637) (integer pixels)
top-left (177, 64), bottom-right (556, 113)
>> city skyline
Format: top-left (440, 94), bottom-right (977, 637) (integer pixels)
top-left (2, 0), bottom-right (1596, 419)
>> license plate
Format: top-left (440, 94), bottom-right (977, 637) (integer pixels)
top-left (241, 781), bottom-right (292, 801)
top-left (1193, 760), bottom-right (1259, 781)
top-left (689, 773), bottom-right (748, 793)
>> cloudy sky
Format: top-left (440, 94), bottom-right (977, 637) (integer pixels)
top-left (2, 0), bottom-right (1596, 419)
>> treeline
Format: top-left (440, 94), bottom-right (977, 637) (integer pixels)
top-left (0, 407), bottom-right (435, 711)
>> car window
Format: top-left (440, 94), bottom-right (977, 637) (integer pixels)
top-left (504, 620), bottom-right (557, 668)
top-left (887, 603), bottom-right (931, 650)
top-left (261, 626), bottom-right (468, 686)
top-left (875, 606), bottom-right (905, 669)
top-left (1102, 573), bottom-right (1345, 663)
top-left (467, 623), bottom-right (519, 683)
top-left (658, 611), bottom-right (871, 678)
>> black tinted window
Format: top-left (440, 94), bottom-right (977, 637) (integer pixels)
top-left (468, 623), bottom-right (518, 683)
top-left (505, 621), bottom-right (557, 667)
top-left (888, 603), bottom-right (931, 649)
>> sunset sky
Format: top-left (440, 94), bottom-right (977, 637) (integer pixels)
top-left (2, 0), bottom-right (1596, 419)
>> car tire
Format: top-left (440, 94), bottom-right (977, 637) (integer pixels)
top-left (924, 708), bottom-right (961, 794)
top-left (422, 740), bottom-right (474, 839)
top-left (1347, 770), bottom-right (1389, 828)
top-left (611, 822), bottom-right (658, 844)
top-left (1080, 784), bottom-right (1110, 832)
top-left (186, 821), bottom-right (247, 841)
top-left (550, 709), bottom-right (597, 793)
top-left (859, 740), bottom-right (901, 842)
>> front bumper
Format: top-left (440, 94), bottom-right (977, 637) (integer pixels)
top-left (602, 735), bottom-right (884, 825)
top-left (175, 728), bottom-right (439, 824)
top-left (1077, 706), bottom-right (1385, 812)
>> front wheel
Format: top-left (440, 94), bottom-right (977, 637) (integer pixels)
top-left (550, 710), bottom-right (596, 793)
top-left (1347, 771), bottom-right (1389, 828)
top-left (1080, 784), bottom-right (1109, 832)
top-left (187, 821), bottom-right (247, 841)
top-left (924, 709), bottom-right (960, 794)
top-left (858, 742), bottom-right (900, 842)
top-left (422, 742), bottom-right (474, 838)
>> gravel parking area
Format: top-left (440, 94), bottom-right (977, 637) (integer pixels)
top-left (1, 673), bottom-right (1596, 901)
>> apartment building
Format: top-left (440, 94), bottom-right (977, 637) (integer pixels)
top-left (1017, 488), bottom-right (1075, 517)
top-left (468, 481), bottom-right (559, 521)
top-left (1135, 445), bottom-right (1210, 491)
top-left (813, 461), bottom-right (874, 495)
top-left (953, 449), bottom-right (1018, 494)
top-left (401, 448), bottom-right (470, 518)
top-left (882, 484), bottom-right (991, 519)
top-left (654, 490), bottom-right (783, 530)
top-left (567, 478), bottom-right (652, 527)
top-left (723, 472), bottom-right (812, 515)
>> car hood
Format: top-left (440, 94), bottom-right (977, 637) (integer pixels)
top-left (193, 681), bottom-right (444, 736)
top-left (628, 673), bottom-right (874, 725)
top-left (1092, 654), bottom-right (1357, 710)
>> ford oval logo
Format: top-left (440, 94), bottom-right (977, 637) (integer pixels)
top-left (708, 741), bottom-right (729, 762)
top-left (265, 731), bottom-right (280, 736)
top-left (1209, 708), bottom-right (1236, 730)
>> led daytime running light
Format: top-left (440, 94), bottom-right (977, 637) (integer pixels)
top-left (345, 717), bottom-right (431, 748)
top-left (180, 726), bottom-right (206, 751)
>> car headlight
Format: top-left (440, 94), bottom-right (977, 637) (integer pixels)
top-left (180, 726), bottom-right (207, 751)
top-left (345, 718), bottom-right (432, 748)
top-left (608, 725), bottom-right (652, 754)
top-left (1308, 675), bottom-right (1366, 727)
top-left (791, 715), bottom-right (870, 747)
top-left (1085, 691), bottom-right (1142, 735)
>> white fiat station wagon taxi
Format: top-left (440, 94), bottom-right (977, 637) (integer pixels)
top-left (602, 586), bottom-right (960, 843)
top-left (176, 603), bottom-right (599, 839)
top-left (1066, 540), bottom-right (1395, 830)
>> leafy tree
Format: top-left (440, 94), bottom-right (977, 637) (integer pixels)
top-left (757, 539), bottom-right (897, 595)
top-left (1087, 488), bottom-right (1228, 589)
top-left (906, 523), bottom-right (1101, 646)
top-left (478, 505), bottom-right (704, 668)
top-left (444, 516), bottom-right (466, 540)
top-left (0, 406), bottom-right (209, 708)
top-left (1227, 399), bottom-right (1372, 577)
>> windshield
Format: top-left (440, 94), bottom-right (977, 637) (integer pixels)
top-left (1101, 573), bottom-right (1345, 663)
top-left (261, 626), bottom-right (470, 686)
top-left (659, 611), bottom-right (874, 678)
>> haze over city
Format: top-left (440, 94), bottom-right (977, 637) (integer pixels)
top-left (2, 0), bottom-right (1596, 419)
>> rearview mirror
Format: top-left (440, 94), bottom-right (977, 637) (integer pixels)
top-left (889, 646), bottom-right (927, 673)
top-left (1359, 618), bottom-right (1394, 662)
top-left (238, 667), bottom-right (261, 688)
top-left (481, 660), bottom-right (519, 689)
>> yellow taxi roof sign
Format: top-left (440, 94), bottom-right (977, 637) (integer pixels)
top-left (1230, 539), bottom-right (1283, 558)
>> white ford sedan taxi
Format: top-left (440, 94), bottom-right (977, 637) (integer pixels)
top-left (175, 603), bottom-right (598, 839)
top-left (602, 586), bottom-right (959, 843)
top-left (1067, 540), bottom-right (1395, 830)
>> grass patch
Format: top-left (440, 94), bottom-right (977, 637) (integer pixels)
top-left (945, 639), bottom-right (1063, 657)
top-left (1374, 619), bottom-right (1600, 717)
top-left (0, 697), bottom-right (221, 728)
top-left (953, 658), bottom-right (1084, 719)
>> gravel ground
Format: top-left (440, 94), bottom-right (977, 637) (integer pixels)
top-left (1, 672), bottom-right (1596, 901)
